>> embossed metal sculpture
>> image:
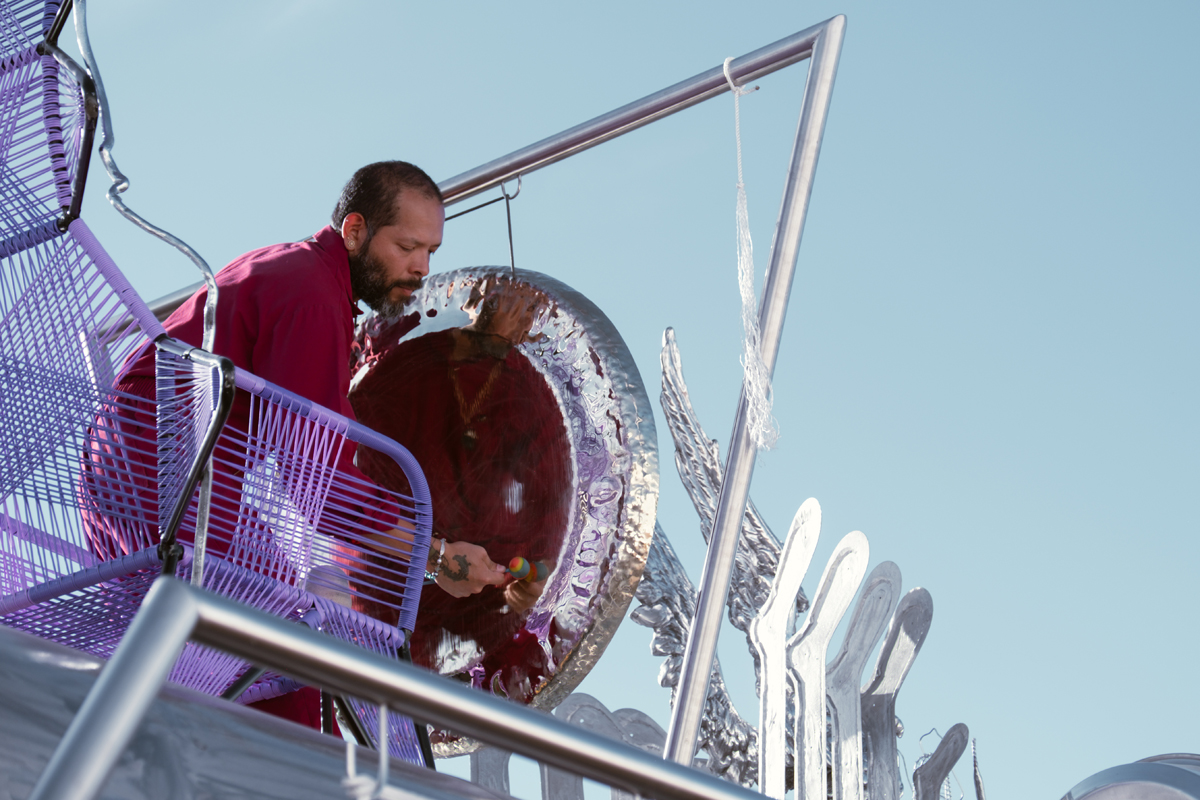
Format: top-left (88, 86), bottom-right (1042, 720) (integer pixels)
top-left (749, 498), bottom-right (820, 797)
top-left (787, 530), bottom-right (870, 800)
top-left (632, 529), bottom-right (760, 785)
top-left (626, 330), bottom-right (971, 799)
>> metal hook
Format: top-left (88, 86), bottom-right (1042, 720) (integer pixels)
top-left (918, 726), bottom-right (942, 753)
top-left (501, 175), bottom-right (521, 274)
top-left (500, 175), bottom-right (522, 201)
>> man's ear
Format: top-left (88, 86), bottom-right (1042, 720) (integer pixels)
top-left (340, 212), bottom-right (367, 254)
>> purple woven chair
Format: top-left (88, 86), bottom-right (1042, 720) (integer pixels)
top-left (0, 218), bottom-right (227, 653)
top-left (0, 0), bottom-right (434, 763)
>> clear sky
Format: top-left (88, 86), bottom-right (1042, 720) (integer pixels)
top-left (70, 1), bottom-right (1198, 797)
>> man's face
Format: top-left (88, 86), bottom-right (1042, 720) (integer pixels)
top-left (349, 193), bottom-right (444, 317)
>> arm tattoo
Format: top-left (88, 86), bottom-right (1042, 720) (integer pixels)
top-left (442, 554), bottom-right (469, 581)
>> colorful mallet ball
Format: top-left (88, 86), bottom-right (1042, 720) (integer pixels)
top-left (508, 557), bottom-right (548, 582)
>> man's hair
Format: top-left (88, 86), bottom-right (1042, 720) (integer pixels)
top-left (331, 161), bottom-right (443, 234)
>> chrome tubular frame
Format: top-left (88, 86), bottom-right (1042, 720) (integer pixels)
top-left (439, 16), bottom-right (843, 207)
top-left (442, 13), bottom-right (848, 767)
top-left (29, 577), bottom-right (766, 800)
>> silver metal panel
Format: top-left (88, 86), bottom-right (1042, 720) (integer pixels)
top-left (912, 723), bottom-right (968, 800)
top-left (747, 498), bottom-right (821, 799)
top-left (826, 561), bottom-right (901, 800)
top-left (470, 747), bottom-right (513, 796)
top-left (860, 588), bottom-right (934, 800)
top-left (0, 625), bottom-right (505, 800)
top-left (785, 530), bottom-right (868, 800)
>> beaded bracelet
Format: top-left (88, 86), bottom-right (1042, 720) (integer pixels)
top-left (424, 537), bottom-right (447, 583)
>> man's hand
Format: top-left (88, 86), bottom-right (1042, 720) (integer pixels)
top-left (504, 576), bottom-right (547, 614)
top-left (435, 540), bottom-right (507, 598)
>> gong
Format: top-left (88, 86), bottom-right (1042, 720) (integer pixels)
top-left (349, 266), bottom-right (658, 753)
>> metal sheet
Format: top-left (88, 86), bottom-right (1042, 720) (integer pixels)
top-left (860, 588), bottom-right (934, 800)
top-left (826, 561), bottom-right (901, 800)
top-left (748, 498), bottom-right (821, 799)
top-left (912, 723), bottom-right (968, 800)
top-left (785, 530), bottom-right (868, 800)
top-left (0, 625), bottom-right (503, 800)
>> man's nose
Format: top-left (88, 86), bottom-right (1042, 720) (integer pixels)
top-left (413, 252), bottom-right (431, 277)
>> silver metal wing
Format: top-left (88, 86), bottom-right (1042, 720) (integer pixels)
top-left (631, 527), bottom-right (758, 786)
top-left (659, 327), bottom-right (809, 666)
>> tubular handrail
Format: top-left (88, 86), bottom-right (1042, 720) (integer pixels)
top-left (29, 576), bottom-right (765, 800)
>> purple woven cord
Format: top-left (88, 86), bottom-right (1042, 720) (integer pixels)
top-left (233, 366), bottom-right (431, 506)
top-left (0, 545), bottom-right (160, 614)
top-left (0, 42), bottom-right (38, 73)
top-left (38, 53), bottom-right (70, 208)
top-left (67, 218), bottom-right (165, 338)
top-left (0, 215), bottom-right (59, 259)
top-left (0, 512), bottom-right (97, 568)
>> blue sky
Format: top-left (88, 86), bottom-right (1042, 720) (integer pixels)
top-left (73, 1), bottom-right (1198, 797)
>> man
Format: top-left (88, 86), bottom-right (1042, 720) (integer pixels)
top-left (87, 161), bottom-right (507, 728)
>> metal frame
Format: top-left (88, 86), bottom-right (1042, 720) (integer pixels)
top-left (72, 0), bottom-right (219, 352)
top-left (443, 14), bottom-right (846, 764)
top-left (29, 576), bottom-right (766, 800)
top-left (38, 0), bottom-right (98, 229)
top-left (664, 15), bottom-right (845, 764)
top-left (151, 336), bottom-right (236, 575)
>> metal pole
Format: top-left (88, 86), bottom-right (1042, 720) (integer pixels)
top-left (31, 577), bottom-right (766, 800)
top-left (663, 14), bottom-right (846, 766)
top-left (438, 18), bottom-right (842, 205)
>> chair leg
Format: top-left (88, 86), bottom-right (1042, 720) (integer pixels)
top-left (397, 643), bottom-right (437, 771)
top-left (321, 690), bottom-right (335, 735)
top-left (221, 665), bottom-right (267, 701)
top-left (334, 695), bottom-right (372, 747)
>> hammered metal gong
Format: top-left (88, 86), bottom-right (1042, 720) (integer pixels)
top-left (349, 266), bottom-right (657, 752)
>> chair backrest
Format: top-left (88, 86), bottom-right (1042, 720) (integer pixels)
top-left (0, 0), bottom-right (92, 258)
top-left (186, 370), bottom-right (434, 636)
top-left (2, 220), bottom-right (169, 594)
top-left (0, 0), bottom-right (229, 639)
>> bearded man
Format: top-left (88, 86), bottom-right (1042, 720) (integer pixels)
top-left (88, 161), bottom-right (506, 729)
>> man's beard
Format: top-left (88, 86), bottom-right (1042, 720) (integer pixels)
top-left (348, 246), bottom-right (422, 318)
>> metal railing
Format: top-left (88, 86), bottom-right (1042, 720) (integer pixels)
top-left (28, 576), bottom-right (766, 800)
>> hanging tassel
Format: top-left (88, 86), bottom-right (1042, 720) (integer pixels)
top-left (723, 57), bottom-right (779, 450)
